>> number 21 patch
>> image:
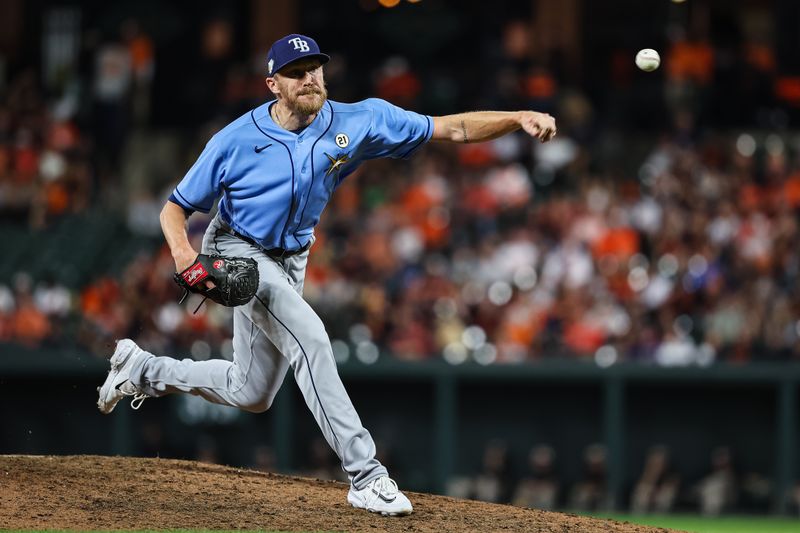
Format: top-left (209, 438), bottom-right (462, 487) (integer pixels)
top-left (335, 133), bottom-right (349, 148)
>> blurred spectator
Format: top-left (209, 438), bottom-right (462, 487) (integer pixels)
top-left (11, 293), bottom-right (51, 348)
top-left (121, 18), bottom-right (155, 126)
top-left (512, 445), bottom-right (559, 510)
top-left (374, 56), bottom-right (421, 109)
top-left (445, 440), bottom-right (514, 504)
top-left (568, 443), bottom-right (609, 511)
top-left (0, 283), bottom-right (14, 342)
top-left (127, 188), bottom-right (167, 237)
top-left (92, 33), bottom-right (132, 180)
top-left (473, 440), bottom-right (514, 503)
top-left (185, 17), bottom-right (235, 124)
top-left (692, 446), bottom-right (737, 516)
top-left (791, 483), bottom-right (800, 517)
top-left (9, 273), bottom-right (51, 348)
top-left (630, 445), bottom-right (679, 514)
top-left (666, 31), bottom-right (714, 87)
top-left (739, 471), bottom-right (771, 512)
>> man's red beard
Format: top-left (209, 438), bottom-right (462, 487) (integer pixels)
top-left (287, 85), bottom-right (327, 115)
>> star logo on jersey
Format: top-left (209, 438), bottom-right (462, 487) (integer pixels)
top-left (324, 152), bottom-right (351, 177)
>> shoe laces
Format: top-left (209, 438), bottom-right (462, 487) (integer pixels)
top-left (118, 381), bottom-right (149, 410)
top-left (130, 393), bottom-right (148, 410)
top-left (374, 477), bottom-right (398, 494)
top-left (364, 476), bottom-right (399, 507)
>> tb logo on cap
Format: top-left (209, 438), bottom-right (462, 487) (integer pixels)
top-left (288, 37), bottom-right (310, 52)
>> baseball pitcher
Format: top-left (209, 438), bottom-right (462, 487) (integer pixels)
top-left (97, 33), bottom-right (556, 516)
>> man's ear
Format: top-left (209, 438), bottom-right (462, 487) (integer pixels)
top-left (265, 77), bottom-right (280, 97)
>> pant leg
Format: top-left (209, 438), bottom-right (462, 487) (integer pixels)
top-left (132, 308), bottom-right (289, 413)
top-left (250, 251), bottom-right (386, 488)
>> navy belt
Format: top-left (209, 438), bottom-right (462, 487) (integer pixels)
top-left (224, 224), bottom-right (310, 259)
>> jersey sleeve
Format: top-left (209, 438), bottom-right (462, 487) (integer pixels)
top-left (362, 98), bottom-right (433, 160)
top-left (170, 135), bottom-right (227, 214)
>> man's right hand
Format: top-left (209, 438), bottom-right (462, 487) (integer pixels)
top-left (159, 201), bottom-right (217, 292)
top-left (173, 248), bottom-right (199, 273)
top-left (173, 248), bottom-right (217, 290)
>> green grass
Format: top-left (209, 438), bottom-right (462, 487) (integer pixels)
top-left (5, 517), bottom-right (800, 533)
top-left (598, 514), bottom-right (800, 533)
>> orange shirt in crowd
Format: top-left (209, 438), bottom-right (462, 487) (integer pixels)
top-left (81, 278), bottom-right (121, 317)
top-left (524, 69), bottom-right (557, 100)
top-left (11, 300), bottom-right (50, 346)
top-left (376, 71), bottom-right (421, 108)
top-left (784, 173), bottom-right (800, 207)
top-left (592, 226), bottom-right (639, 260)
top-left (563, 320), bottom-right (605, 355)
top-left (44, 181), bottom-right (70, 216)
top-left (13, 146), bottom-right (38, 183)
top-left (667, 40), bottom-right (714, 85)
top-left (497, 303), bottom-right (547, 351)
top-left (129, 35), bottom-right (154, 76)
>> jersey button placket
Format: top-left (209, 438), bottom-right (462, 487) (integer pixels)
top-left (296, 158), bottom-right (308, 224)
top-left (290, 153), bottom-right (307, 231)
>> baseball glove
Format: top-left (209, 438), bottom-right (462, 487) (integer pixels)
top-left (174, 254), bottom-right (259, 307)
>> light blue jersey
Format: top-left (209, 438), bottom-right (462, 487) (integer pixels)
top-left (170, 98), bottom-right (433, 251)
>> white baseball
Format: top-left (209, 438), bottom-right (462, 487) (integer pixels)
top-left (635, 48), bottom-right (661, 72)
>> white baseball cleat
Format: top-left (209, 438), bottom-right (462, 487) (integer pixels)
top-left (97, 339), bottom-right (150, 414)
top-left (347, 476), bottom-right (413, 516)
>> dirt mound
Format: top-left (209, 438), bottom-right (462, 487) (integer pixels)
top-left (0, 455), bottom-right (677, 532)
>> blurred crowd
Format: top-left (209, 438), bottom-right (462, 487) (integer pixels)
top-left (444, 440), bottom-right (787, 515)
top-left (6, 128), bottom-right (800, 366)
top-left (2, 10), bottom-right (800, 367)
top-left (0, 70), bottom-right (92, 228)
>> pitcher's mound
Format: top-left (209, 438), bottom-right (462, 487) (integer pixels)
top-left (0, 455), bottom-right (676, 532)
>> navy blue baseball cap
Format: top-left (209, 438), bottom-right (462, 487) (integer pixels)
top-left (266, 34), bottom-right (330, 77)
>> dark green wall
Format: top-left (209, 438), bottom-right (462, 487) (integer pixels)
top-left (1, 347), bottom-right (797, 512)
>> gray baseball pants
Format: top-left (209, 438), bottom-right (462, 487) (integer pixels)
top-left (128, 215), bottom-right (387, 489)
